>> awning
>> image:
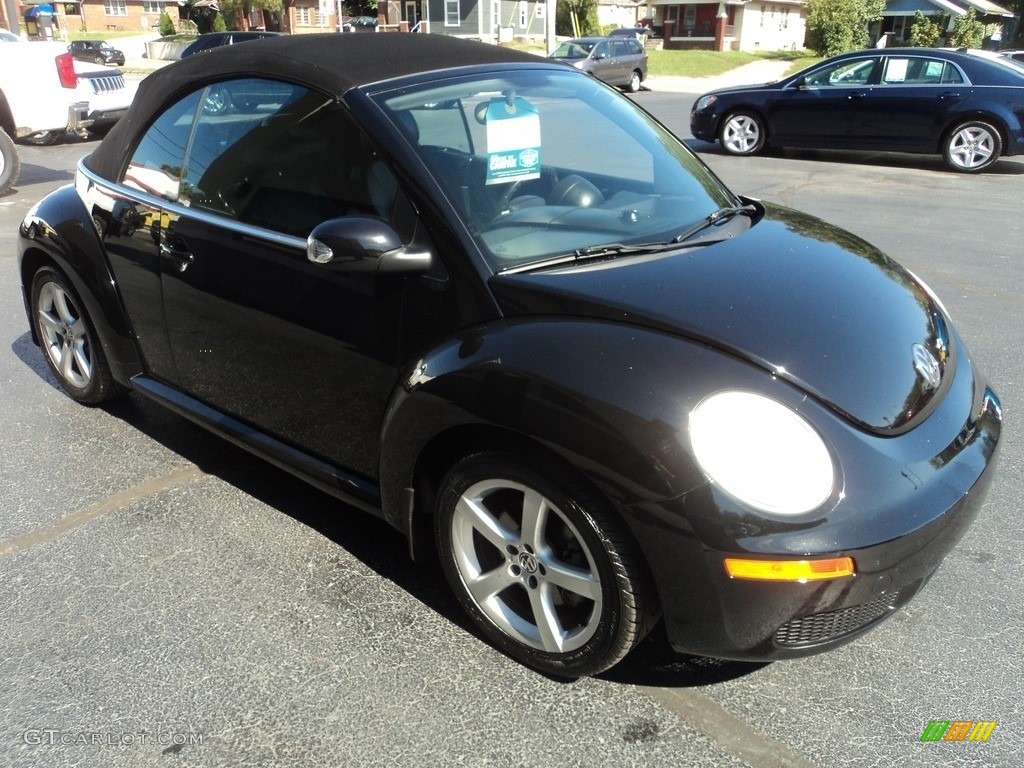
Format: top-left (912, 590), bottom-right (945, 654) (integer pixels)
top-left (23, 4), bottom-right (56, 17)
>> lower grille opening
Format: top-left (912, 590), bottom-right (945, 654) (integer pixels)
top-left (773, 590), bottom-right (901, 648)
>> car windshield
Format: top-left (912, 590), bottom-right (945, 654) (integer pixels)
top-left (372, 69), bottom-right (735, 271)
top-left (549, 42), bottom-right (594, 59)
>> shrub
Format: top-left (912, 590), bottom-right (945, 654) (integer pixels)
top-left (159, 12), bottom-right (176, 37)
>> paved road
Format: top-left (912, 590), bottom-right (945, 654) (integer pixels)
top-left (1, 96), bottom-right (1021, 768)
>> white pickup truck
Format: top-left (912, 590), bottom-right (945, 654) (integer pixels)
top-left (1, 40), bottom-right (136, 195)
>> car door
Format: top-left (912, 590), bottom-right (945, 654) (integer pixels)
top-left (769, 56), bottom-right (881, 149)
top-left (154, 79), bottom-right (409, 478)
top-left (860, 55), bottom-right (969, 151)
top-left (588, 41), bottom-right (618, 84)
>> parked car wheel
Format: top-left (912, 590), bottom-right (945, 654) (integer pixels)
top-left (21, 130), bottom-right (63, 146)
top-left (719, 110), bottom-right (765, 155)
top-left (435, 451), bottom-right (654, 677)
top-left (943, 120), bottom-right (1002, 173)
top-left (31, 267), bottom-right (122, 404)
top-left (626, 69), bottom-right (642, 93)
top-left (0, 128), bottom-right (20, 195)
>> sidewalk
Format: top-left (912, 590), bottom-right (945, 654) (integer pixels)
top-left (118, 40), bottom-right (797, 89)
top-left (644, 58), bottom-right (794, 94)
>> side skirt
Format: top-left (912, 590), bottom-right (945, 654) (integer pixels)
top-left (130, 375), bottom-right (385, 519)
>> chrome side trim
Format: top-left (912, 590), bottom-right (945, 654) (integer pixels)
top-left (77, 158), bottom-right (309, 252)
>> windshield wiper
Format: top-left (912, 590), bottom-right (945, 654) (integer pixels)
top-left (672, 204), bottom-right (758, 244)
top-left (500, 241), bottom-right (684, 274)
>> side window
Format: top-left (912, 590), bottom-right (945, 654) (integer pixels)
top-left (122, 90), bottom-right (202, 201)
top-left (804, 58), bottom-right (877, 87)
top-left (612, 41), bottom-right (629, 57)
top-left (593, 42), bottom-right (610, 59)
top-left (179, 78), bottom-right (399, 238)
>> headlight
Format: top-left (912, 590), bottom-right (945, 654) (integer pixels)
top-left (689, 391), bottom-right (834, 515)
top-left (694, 94), bottom-right (718, 111)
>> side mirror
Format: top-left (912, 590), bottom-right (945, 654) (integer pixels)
top-left (307, 216), bottom-right (431, 274)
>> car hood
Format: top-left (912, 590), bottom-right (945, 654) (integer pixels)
top-left (488, 202), bottom-right (954, 434)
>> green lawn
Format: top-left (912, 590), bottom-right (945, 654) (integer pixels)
top-left (648, 49), bottom-right (820, 78)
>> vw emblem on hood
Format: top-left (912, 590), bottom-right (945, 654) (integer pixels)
top-left (912, 343), bottom-right (942, 392)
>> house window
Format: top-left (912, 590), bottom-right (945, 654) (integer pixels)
top-left (445, 0), bottom-right (460, 26)
top-left (103, 0), bottom-right (127, 16)
top-left (142, 1), bottom-right (163, 12)
top-left (519, 0), bottom-right (527, 28)
top-left (296, 5), bottom-right (318, 26)
top-left (683, 5), bottom-right (696, 30)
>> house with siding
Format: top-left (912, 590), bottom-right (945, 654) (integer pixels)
top-left (639, 1), bottom-right (807, 51)
top-left (871, 0), bottom-right (1014, 47)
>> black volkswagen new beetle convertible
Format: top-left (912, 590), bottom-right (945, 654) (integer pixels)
top-left (18, 35), bottom-right (1001, 676)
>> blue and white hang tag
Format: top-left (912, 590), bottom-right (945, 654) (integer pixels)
top-left (485, 96), bottom-right (541, 185)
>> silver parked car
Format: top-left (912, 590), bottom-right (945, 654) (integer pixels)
top-left (549, 36), bottom-right (648, 92)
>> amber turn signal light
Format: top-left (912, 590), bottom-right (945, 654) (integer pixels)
top-left (724, 557), bottom-right (855, 582)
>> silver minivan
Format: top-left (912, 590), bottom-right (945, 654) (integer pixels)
top-left (549, 37), bottom-right (648, 92)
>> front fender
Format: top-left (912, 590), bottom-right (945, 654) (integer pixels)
top-left (18, 183), bottom-right (142, 385)
top-left (378, 317), bottom-right (786, 536)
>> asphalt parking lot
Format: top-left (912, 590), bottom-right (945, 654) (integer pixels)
top-left (1, 92), bottom-right (1021, 768)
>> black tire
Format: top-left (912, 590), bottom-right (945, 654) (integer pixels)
top-left (626, 70), bottom-right (642, 93)
top-left (20, 130), bottom-right (63, 146)
top-left (718, 110), bottom-right (766, 156)
top-left (434, 451), bottom-right (654, 677)
top-left (30, 267), bottom-right (124, 405)
top-left (0, 127), bottom-right (19, 196)
top-left (942, 120), bottom-right (1002, 173)
top-left (93, 54), bottom-right (105, 65)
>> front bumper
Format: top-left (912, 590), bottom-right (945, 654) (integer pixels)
top-left (689, 106), bottom-right (720, 143)
top-left (629, 369), bottom-right (1001, 661)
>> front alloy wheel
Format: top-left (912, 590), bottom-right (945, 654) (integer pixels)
top-left (435, 452), bottom-right (653, 677)
top-left (719, 111), bottom-right (766, 155)
top-left (31, 268), bottom-right (121, 404)
top-left (943, 120), bottom-right (1001, 173)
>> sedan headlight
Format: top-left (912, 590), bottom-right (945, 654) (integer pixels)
top-left (694, 94), bottom-right (718, 111)
top-left (689, 391), bottom-right (834, 515)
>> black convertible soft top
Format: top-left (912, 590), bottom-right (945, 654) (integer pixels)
top-left (87, 34), bottom-right (544, 180)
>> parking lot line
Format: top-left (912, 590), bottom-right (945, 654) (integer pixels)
top-left (0, 465), bottom-right (204, 560)
top-left (640, 685), bottom-right (820, 768)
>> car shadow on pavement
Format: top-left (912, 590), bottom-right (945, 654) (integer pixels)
top-left (11, 332), bottom-right (770, 688)
top-left (10, 163), bottom-right (75, 189)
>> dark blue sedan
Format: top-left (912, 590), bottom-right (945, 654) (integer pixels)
top-left (690, 48), bottom-right (1024, 173)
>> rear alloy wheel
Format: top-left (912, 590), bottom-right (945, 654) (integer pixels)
top-left (943, 120), bottom-right (1001, 173)
top-left (435, 452), bottom-right (653, 677)
top-left (0, 128), bottom-right (20, 196)
top-left (626, 70), bottom-right (642, 93)
top-left (31, 268), bottom-right (122, 404)
top-left (719, 110), bottom-right (766, 155)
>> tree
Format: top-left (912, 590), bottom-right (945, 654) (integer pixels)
top-left (159, 10), bottom-right (176, 36)
top-left (556, 0), bottom-right (599, 37)
top-left (909, 11), bottom-right (942, 47)
top-left (805, 0), bottom-right (886, 57)
top-left (950, 7), bottom-right (984, 48)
